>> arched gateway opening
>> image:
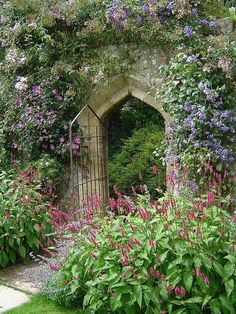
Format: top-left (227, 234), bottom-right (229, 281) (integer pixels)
top-left (69, 75), bottom-right (170, 208)
top-left (108, 97), bottom-right (166, 199)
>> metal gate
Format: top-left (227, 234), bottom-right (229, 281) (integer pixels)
top-left (69, 105), bottom-right (109, 209)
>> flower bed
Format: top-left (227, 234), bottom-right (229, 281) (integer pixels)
top-left (45, 175), bottom-right (236, 313)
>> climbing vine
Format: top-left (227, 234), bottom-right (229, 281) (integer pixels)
top-left (0, 0), bottom-right (235, 187)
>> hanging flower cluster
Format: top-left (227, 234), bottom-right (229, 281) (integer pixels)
top-left (158, 41), bottom-right (236, 172)
top-left (106, 0), bottom-right (176, 28)
top-left (8, 77), bottom-right (80, 159)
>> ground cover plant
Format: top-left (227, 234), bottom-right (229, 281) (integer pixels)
top-left (44, 169), bottom-right (236, 313)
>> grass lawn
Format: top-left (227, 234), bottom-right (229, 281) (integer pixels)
top-left (4, 294), bottom-right (80, 314)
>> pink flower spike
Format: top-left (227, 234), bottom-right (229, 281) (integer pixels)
top-left (177, 230), bottom-right (182, 239)
top-left (180, 287), bottom-right (186, 297)
top-left (120, 256), bottom-right (129, 266)
top-left (165, 286), bottom-right (173, 294)
top-left (49, 263), bottom-right (59, 271)
top-left (204, 276), bottom-right (210, 286)
top-left (90, 252), bottom-right (98, 260)
top-left (120, 228), bottom-right (125, 237)
top-left (175, 287), bottom-right (181, 296)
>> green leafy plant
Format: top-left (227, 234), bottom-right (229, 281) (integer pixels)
top-left (32, 155), bottom-right (67, 194)
top-left (0, 168), bottom-right (55, 268)
top-left (47, 186), bottom-right (236, 313)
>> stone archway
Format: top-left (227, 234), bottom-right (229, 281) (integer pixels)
top-left (70, 75), bottom-right (171, 207)
top-left (87, 75), bottom-right (170, 122)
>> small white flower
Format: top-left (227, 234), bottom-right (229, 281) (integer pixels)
top-left (28, 21), bottom-right (37, 29)
top-left (15, 76), bottom-right (28, 92)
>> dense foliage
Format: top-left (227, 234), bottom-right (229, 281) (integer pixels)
top-left (0, 167), bottom-right (55, 268)
top-left (45, 181), bottom-right (236, 313)
top-left (0, 1), bottom-right (235, 312)
top-left (0, 0), bottom-right (235, 187)
top-left (108, 98), bottom-right (165, 158)
top-left (109, 124), bottom-right (166, 198)
top-left (158, 41), bottom-right (236, 177)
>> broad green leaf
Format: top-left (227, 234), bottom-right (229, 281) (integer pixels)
top-left (219, 295), bottom-right (235, 313)
top-left (83, 291), bottom-right (93, 308)
top-left (9, 249), bottom-right (16, 264)
top-left (202, 295), bottom-right (212, 309)
top-left (183, 271), bottom-right (193, 292)
top-left (184, 297), bottom-right (202, 304)
top-left (223, 262), bottom-right (234, 280)
top-left (225, 279), bottom-right (234, 298)
top-left (199, 253), bottom-right (212, 270)
top-left (213, 261), bottom-right (224, 277)
top-left (224, 255), bottom-right (236, 264)
top-left (209, 300), bottom-right (221, 314)
top-left (159, 287), bottom-right (168, 301)
top-left (160, 251), bottom-right (169, 262)
top-left (172, 308), bottom-right (188, 314)
top-left (19, 245), bottom-right (26, 259)
top-left (134, 285), bottom-right (142, 309)
top-left (0, 251), bottom-right (9, 268)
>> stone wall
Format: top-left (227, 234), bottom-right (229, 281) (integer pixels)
top-left (68, 44), bottom-right (173, 204)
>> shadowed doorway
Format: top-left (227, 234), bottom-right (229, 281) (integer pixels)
top-left (108, 96), bottom-right (166, 199)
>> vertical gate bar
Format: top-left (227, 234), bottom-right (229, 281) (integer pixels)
top-left (69, 122), bottom-right (74, 196)
top-left (85, 112), bottom-right (90, 208)
top-left (95, 125), bottom-right (101, 203)
top-left (103, 122), bottom-right (109, 205)
top-left (88, 114), bottom-right (94, 210)
top-left (80, 136), bottom-right (84, 209)
top-left (101, 122), bottom-right (106, 205)
top-left (75, 156), bottom-right (78, 207)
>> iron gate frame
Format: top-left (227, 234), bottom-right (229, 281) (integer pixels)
top-left (69, 104), bottom-right (109, 208)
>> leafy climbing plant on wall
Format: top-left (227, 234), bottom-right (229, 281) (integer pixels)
top-left (0, 0), bottom-right (235, 189)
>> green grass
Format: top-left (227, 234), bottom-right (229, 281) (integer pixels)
top-left (5, 294), bottom-right (80, 314)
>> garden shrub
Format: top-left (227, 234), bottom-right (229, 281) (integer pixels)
top-left (109, 124), bottom-right (166, 198)
top-left (108, 97), bottom-right (165, 158)
top-left (48, 184), bottom-right (236, 313)
top-left (0, 167), bottom-right (55, 268)
top-left (32, 155), bottom-right (67, 196)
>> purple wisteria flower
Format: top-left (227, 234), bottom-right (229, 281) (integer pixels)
top-left (199, 19), bottom-right (208, 26)
top-left (184, 25), bottom-right (193, 39)
top-left (191, 8), bottom-right (198, 16)
top-left (141, 4), bottom-right (149, 13)
top-left (125, 11), bottom-right (131, 19)
top-left (209, 20), bottom-right (216, 28)
top-left (59, 137), bottom-right (65, 144)
top-left (186, 55), bottom-right (198, 63)
top-left (136, 15), bottom-right (143, 23)
top-left (184, 103), bottom-right (191, 112)
top-left (167, 2), bottom-right (174, 11)
top-left (198, 82), bottom-right (205, 89)
top-left (32, 85), bottom-right (42, 95)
